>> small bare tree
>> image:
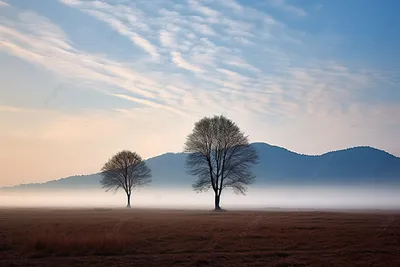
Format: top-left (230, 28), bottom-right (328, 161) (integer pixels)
top-left (184, 115), bottom-right (259, 210)
top-left (100, 150), bottom-right (151, 208)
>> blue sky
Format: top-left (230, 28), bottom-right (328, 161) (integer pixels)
top-left (0, 0), bottom-right (399, 185)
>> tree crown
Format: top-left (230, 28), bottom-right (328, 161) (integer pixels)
top-left (184, 115), bottom-right (259, 195)
top-left (100, 150), bottom-right (151, 194)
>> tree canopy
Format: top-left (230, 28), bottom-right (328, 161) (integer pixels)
top-left (100, 150), bottom-right (151, 207)
top-left (184, 115), bottom-right (259, 210)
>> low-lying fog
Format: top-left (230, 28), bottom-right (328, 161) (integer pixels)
top-left (1, 186), bottom-right (399, 210)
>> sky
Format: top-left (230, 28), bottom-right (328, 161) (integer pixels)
top-left (0, 0), bottom-right (399, 186)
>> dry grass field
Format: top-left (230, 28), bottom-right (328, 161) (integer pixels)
top-left (0, 208), bottom-right (399, 267)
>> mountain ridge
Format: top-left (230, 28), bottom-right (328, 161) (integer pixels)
top-left (2, 143), bottom-right (400, 190)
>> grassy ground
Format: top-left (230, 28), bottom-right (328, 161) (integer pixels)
top-left (0, 208), bottom-right (399, 266)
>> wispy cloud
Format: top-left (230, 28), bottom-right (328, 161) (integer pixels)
top-left (159, 30), bottom-right (176, 48)
top-left (188, 0), bottom-right (220, 18)
top-left (217, 0), bottom-right (243, 12)
top-left (190, 22), bottom-right (216, 36)
top-left (0, 1), bottom-right (8, 7)
top-left (111, 93), bottom-right (186, 115)
top-left (269, 0), bottom-right (308, 17)
top-left (83, 9), bottom-right (159, 58)
top-left (0, 105), bottom-right (25, 112)
top-left (171, 51), bottom-right (204, 73)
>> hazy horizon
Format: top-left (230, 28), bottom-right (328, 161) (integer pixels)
top-left (1, 186), bottom-right (399, 210)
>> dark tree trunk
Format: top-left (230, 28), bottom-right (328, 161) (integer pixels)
top-left (214, 194), bottom-right (221, 210)
top-left (126, 193), bottom-right (131, 208)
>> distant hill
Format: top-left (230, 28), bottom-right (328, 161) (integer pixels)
top-left (2, 143), bottom-right (400, 191)
top-left (251, 143), bottom-right (400, 185)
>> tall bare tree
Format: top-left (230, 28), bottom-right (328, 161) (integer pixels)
top-left (100, 150), bottom-right (151, 208)
top-left (184, 115), bottom-right (259, 210)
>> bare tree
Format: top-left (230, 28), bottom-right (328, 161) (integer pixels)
top-left (184, 115), bottom-right (259, 210)
top-left (100, 150), bottom-right (151, 208)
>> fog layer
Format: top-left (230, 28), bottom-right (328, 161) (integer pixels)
top-left (1, 186), bottom-right (399, 210)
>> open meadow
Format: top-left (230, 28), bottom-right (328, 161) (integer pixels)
top-left (0, 208), bottom-right (399, 267)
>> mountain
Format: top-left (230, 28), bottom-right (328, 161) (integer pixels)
top-left (2, 143), bottom-right (400, 191)
top-left (251, 143), bottom-right (400, 184)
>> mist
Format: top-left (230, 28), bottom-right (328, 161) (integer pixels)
top-left (1, 185), bottom-right (399, 210)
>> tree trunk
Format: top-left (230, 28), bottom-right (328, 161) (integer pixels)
top-left (126, 193), bottom-right (131, 208)
top-left (214, 194), bottom-right (221, 210)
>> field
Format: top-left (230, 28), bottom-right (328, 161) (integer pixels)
top-left (0, 208), bottom-right (399, 267)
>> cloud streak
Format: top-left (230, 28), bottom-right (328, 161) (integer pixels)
top-left (188, 0), bottom-right (220, 18)
top-left (0, 1), bottom-right (8, 7)
top-left (171, 51), bottom-right (203, 73)
top-left (111, 93), bottom-right (186, 115)
top-left (83, 9), bottom-right (159, 58)
top-left (269, 0), bottom-right (308, 17)
top-left (0, 105), bottom-right (25, 112)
